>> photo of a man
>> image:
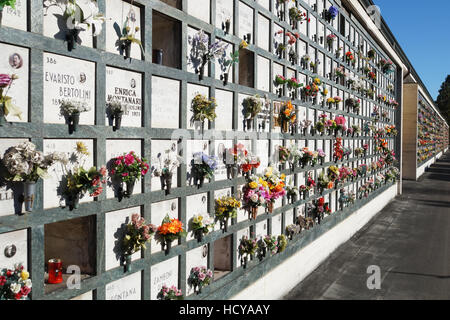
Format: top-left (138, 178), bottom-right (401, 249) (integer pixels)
top-left (9, 53), bottom-right (23, 69)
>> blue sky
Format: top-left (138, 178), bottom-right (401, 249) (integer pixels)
top-left (373, 0), bottom-right (450, 100)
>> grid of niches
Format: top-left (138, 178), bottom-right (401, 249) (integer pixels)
top-left (416, 92), bottom-right (449, 167)
top-left (0, 0), bottom-right (400, 300)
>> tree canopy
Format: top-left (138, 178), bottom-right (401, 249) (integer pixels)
top-left (436, 75), bottom-right (450, 124)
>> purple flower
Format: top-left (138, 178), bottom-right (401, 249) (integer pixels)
top-left (329, 6), bottom-right (339, 19)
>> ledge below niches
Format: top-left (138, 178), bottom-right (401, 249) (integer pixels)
top-left (201, 182), bottom-right (398, 300)
top-left (416, 148), bottom-right (447, 180)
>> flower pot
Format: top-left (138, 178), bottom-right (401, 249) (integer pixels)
top-left (196, 230), bottom-right (203, 243)
top-left (290, 194), bottom-right (297, 204)
top-left (67, 29), bottom-right (80, 51)
top-left (160, 176), bottom-right (165, 190)
top-left (164, 239), bottom-right (172, 255)
top-left (251, 206), bottom-right (258, 220)
top-left (246, 118), bottom-right (253, 131)
top-left (246, 33), bottom-right (251, 43)
top-left (0, 102), bottom-right (6, 126)
top-left (69, 113), bottom-right (80, 132)
top-left (154, 49), bottom-right (163, 65)
top-left (222, 217), bottom-right (229, 233)
top-left (124, 255), bottom-right (132, 272)
top-left (123, 40), bottom-right (132, 59)
top-left (114, 112), bottom-right (123, 131)
top-left (23, 181), bottom-right (36, 212)
top-left (225, 20), bottom-right (230, 34)
top-left (163, 172), bottom-right (173, 194)
top-left (227, 165), bottom-right (238, 179)
top-left (242, 255), bottom-right (248, 268)
top-left (69, 193), bottom-right (80, 210)
top-left (125, 179), bottom-right (136, 197)
top-left (222, 72), bottom-right (229, 86)
top-left (197, 176), bottom-right (205, 188)
top-left (281, 119), bottom-right (289, 133)
top-left (267, 201), bottom-right (273, 214)
top-left (303, 191), bottom-right (308, 199)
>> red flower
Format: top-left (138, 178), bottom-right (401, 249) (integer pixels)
top-left (6, 270), bottom-right (12, 277)
top-left (15, 292), bottom-right (22, 300)
top-left (0, 276), bottom-right (6, 285)
top-left (21, 286), bottom-right (31, 296)
top-left (318, 197), bottom-right (325, 207)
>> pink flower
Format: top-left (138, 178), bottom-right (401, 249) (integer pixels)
top-left (122, 172), bottom-right (129, 177)
top-left (124, 154), bottom-right (135, 165)
top-left (0, 74), bottom-right (12, 88)
top-left (99, 165), bottom-right (107, 177)
top-left (20, 286), bottom-right (31, 296)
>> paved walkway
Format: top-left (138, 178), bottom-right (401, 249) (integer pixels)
top-left (284, 151), bottom-right (450, 300)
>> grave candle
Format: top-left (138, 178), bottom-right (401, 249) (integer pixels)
top-left (48, 258), bottom-right (63, 284)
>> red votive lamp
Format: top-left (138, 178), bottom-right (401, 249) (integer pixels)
top-left (47, 259), bottom-right (63, 284)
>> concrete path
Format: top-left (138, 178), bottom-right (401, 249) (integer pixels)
top-left (284, 152), bottom-right (450, 300)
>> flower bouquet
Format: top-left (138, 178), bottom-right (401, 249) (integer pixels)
top-left (0, 263), bottom-right (32, 300)
top-left (242, 95), bottom-right (262, 131)
top-left (191, 152), bottom-right (217, 187)
top-left (2, 141), bottom-right (62, 213)
top-left (274, 75), bottom-right (287, 97)
top-left (44, 0), bottom-right (105, 51)
top-left (238, 235), bottom-right (258, 268)
top-left (287, 144), bottom-right (301, 171)
top-left (152, 147), bottom-right (181, 194)
top-left (286, 78), bottom-right (302, 100)
top-left (122, 213), bottom-right (157, 272)
top-left (326, 34), bottom-right (336, 51)
top-left (187, 266), bottom-right (213, 294)
top-left (277, 234), bottom-right (287, 253)
top-left (157, 214), bottom-right (187, 255)
top-left (60, 142), bottom-right (107, 210)
top-left (110, 151), bottom-right (149, 198)
top-left (188, 30), bottom-right (229, 80)
top-left (288, 7), bottom-right (308, 29)
top-left (59, 100), bottom-right (91, 133)
top-left (345, 51), bottom-right (355, 65)
top-left (242, 176), bottom-right (269, 220)
top-left (263, 235), bottom-right (279, 255)
top-left (240, 152), bottom-right (260, 178)
top-left (317, 171), bottom-right (333, 193)
top-left (286, 183), bottom-right (299, 204)
top-left (106, 101), bottom-right (128, 131)
top-left (299, 147), bottom-right (315, 168)
top-left (279, 101), bottom-right (296, 133)
top-left (301, 54), bottom-right (310, 69)
top-left (0, 73), bottom-right (22, 125)
top-left (285, 224), bottom-right (301, 240)
top-left (214, 195), bottom-right (241, 232)
top-left (190, 94), bottom-right (217, 134)
top-left (157, 284), bottom-right (183, 300)
top-left (261, 167), bottom-right (286, 213)
top-left (311, 197), bottom-right (331, 224)
top-left (317, 149), bottom-right (326, 165)
top-left (191, 213), bottom-right (214, 242)
top-left (325, 5), bottom-right (339, 23)
top-left (333, 138), bottom-right (344, 162)
top-left (218, 49), bottom-right (239, 85)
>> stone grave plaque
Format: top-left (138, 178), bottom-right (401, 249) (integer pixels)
top-left (43, 53), bottom-right (95, 124)
top-left (255, 220), bottom-right (267, 240)
top-left (0, 138), bottom-right (28, 216)
top-left (105, 67), bottom-right (142, 127)
top-left (214, 140), bottom-right (233, 181)
top-left (150, 255), bottom-right (178, 300)
top-left (214, 187), bottom-right (232, 227)
top-left (215, 39), bottom-right (233, 82)
top-left (239, 1), bottom-right (253, 41)
top-left (0, 0), bottom-right (27, 30)
top-left (105, 271), bottom-right (141, 300)
top-left (273, 23), bottom-right (283, 55)
top-left (43, 139), bottom-right (94, 209)
top-left (187, 27), bottom-right (209, 75)
top-left (150, 199), bottom-right (179, 254)
top-left (310, 16), bottom-right (316, 41)
top-left (257, 14), bottom-right (270, 51)
top-left (272, 101), bottom-right (283, 133)
top-left (272, 63), bottom-right (283, 94)
top-left (214, 89), bottom-right (233, 131)
top-left (271, 139), bottom-right (282, 163)
top-left (0, 43), bottom-right (28, 123)
top-left (216, 0), bottom-right (233, 33)
top-left (0, 229), bottom-right (27, 270)
top-left (286, 68), bottom-right (295, 80)
top-left (186, 139), bottom-right (209, 186)
top-left (255, 139), bottom-right (269, 175)
top-left (105, 139), bottom-right (142, 199)
top-left (186, 192), bottom-right (209, 241)
top-left (150, 139), bottom-right (179, 191)
top-left (186, 245), bottom-right (209, 296)
top-left (299, 6), bottom-right (308, 35)
top-left (285, 209), bottom-right (294, 226)
top-left (187, 0), bottom-right (210, 23)
top-left (70, 291), bottom-right (93, 300)
top-left (236, 227), bottom-right (250, 268)
top-left (43, 0), bottom-right (93, 47)
top-left (105, 206), bottom-right (142, 271)
top-left (257, 55), bottom-right (270, 92)
top-left (105, 0), bottom-right (142, 59)
top-left (271, 213), bottom-right (282, 235)
top-left (151, 76), bottom-right (180, 128)
top-left (187, 83), bottom-right (209, 130)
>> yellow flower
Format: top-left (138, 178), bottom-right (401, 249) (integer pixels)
top-left (264, 167), bottom-right (273, 177)
top-left (323, 88), bottom-right (329, 95)
top-left (249, 181), bottom-right (258, 189)
top-left (240, 40), bottom-right (248, 49)
top-left (21, 270), bottom-right (29, 281)
top-left (314, 78), bottom-right (321, 85)
top-left (280, 174), bottom-right (286, 180)
top-left (76, 142), bottom-right (89, 156)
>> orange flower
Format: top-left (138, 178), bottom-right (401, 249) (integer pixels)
top-left (327, 182), bottom-right (334, 189)
top-left (158, 219), bottom-right (183, 235)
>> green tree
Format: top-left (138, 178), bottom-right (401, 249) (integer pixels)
top-left (435, 75), bottom-right (450, 124)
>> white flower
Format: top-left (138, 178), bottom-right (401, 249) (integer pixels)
top-left (10, 283), bottom-right (21, 294)
top-left (24, 279), bottom-right (32, 288)
top-left (250, 194), bottom-right (259, 202)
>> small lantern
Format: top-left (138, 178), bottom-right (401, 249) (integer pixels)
top-left (47, 258), bottom-right (63, 284)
